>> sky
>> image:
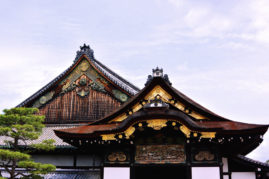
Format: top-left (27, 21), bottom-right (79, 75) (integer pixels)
top-left (0, 0), bottom-right (269, 162)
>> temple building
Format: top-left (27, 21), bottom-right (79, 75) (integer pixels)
top-left (6, 44), bottom-right (269, 178)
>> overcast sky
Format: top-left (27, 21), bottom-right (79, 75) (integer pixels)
top-left (0, 0), bottom-right (269, 162)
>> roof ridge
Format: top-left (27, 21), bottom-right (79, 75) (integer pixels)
top-left (93, 58), bottom-right (140, 91)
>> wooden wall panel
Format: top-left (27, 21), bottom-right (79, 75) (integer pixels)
top-left (38, 90), bottom-right (121, 123)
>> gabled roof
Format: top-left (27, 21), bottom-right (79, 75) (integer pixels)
top-left (54, 70), bottom-right (268, 154)
top-left (90, 76), bottom-right (229, 125)
top-left (17, 44), bottom-right (139, 107)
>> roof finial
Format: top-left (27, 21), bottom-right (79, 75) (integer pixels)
top-left (80, 43), bottom-right (90, 51)
top-left (74, 44), bottom-right (94, 62)
top-left (145, 67), bottom-right (172, 86)
top-left (152, 67), bottom-right (163, 77)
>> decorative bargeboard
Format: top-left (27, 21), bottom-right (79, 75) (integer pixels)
top-left (32, 59), bottom-right (129, 108)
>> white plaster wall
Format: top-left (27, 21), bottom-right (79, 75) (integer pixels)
top-left (192, 167), bottom-right (220, 179)
top-left (32, 155), bottom-right (74, 166)
top-left (222, 157), bottom-right (229, 172)
top-left (231, 172), bottom-right (256, 179)
top-left (223, 175), bottom-right (229, 179)
top-left (104, 167), bottom-right (130, 179)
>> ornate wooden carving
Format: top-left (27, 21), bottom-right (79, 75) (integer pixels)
top-left (32, 91), bottom-right (55, 108)
top-left (135, 145), bottom-right (185, 164)
top-left (147, 120), bottom-right (167, 130)
top-left (194, 151), bottom-right (215, 161)
top-left (105, 151), bottom-right (129, 164)
top-left (107, 152), bottom-right (127, 162)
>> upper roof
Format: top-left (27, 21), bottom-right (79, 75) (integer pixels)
top-left (15, 44), bottom-right (140, 124)
top-left (17, 44), bottom-right (140, 108)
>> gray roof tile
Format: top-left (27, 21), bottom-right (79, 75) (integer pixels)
top-left (0, 124), bottom-right (85, 147)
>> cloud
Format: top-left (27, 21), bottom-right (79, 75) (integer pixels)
top-left (167, 0), bottom-right (185, 7)
top-left (150, 0), bottom-right (269, 49)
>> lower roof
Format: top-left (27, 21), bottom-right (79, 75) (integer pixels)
top-left (55, 110), bottom-right (268, 136)
top-left (0, 124), bottom-right (79, 147)
top-left (233, 154), bottom-right (269, 171)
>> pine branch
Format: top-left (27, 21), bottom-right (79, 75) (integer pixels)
top-left (1, 163), bottom-right (10, 174)
top-left (0, 107), bottom-right (56, 178)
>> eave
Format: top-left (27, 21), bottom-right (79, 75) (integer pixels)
top-left (54, 109), bottom-right (268, 139)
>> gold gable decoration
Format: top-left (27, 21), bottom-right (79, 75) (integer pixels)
top-left (101, 119), bottom-right (216, 141)
top-left (145, 85), bottom-right (172, 102)
top-left (111, 85), bottom-right (207, 123)
top-left (32, 59), bottom-right (131, 108)
top-left (147, 119), bottom-right (167, 130)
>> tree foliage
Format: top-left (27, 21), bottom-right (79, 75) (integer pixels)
top-left (0, 107), bottom-right (56, 178)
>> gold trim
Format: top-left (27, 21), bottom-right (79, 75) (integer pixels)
top-left (145, 85), bottom-right (172, 102)
top-left (111, 103), bottom-right (142, 123)
top-left (180, 125), bottom-right (191, 138)
top-left (112, 113), bottom-right (128, 122)
top-left (174, 102), bottom-right (185, 111)
top-left (133, 103), bottom-right (142, 113)
top-left (101, 119), bottom-right (216, 141)
top-left (124, 126), bottom-right (136, 139)
top-left (147, 119), bottom-right (167, 130)
top-left (101, 134), bottom-right (116, 140)
top-left (110, 85), bottom-right (208, 123)
top-left (200, 132), bottom-right (216, 138)
top-left (190, 111), bottom-right (205, 120)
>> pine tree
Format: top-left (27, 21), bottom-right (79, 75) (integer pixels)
top-left (0, 107), bottom-right (56, 178)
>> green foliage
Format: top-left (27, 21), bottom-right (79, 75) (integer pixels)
top-left (0, 108), bottom-right (44, 142)
top-left (18, 161), bottom-right (56, 174)
top-left (30, 139), bottom-right (55, 152)
top-left (0, 149), bottom-right (30, 161)
top-left (0, 107), bottom-right (56, 179)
